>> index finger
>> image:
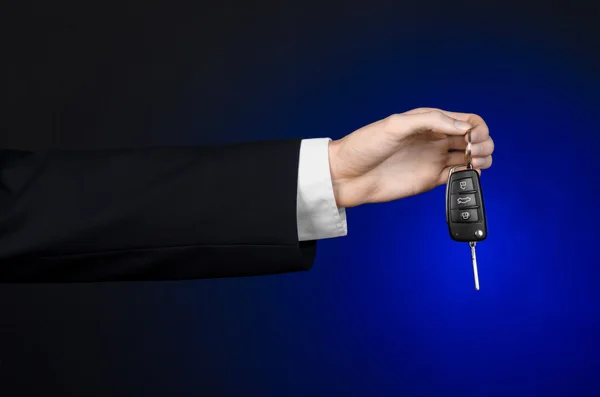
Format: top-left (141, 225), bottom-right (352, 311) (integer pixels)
top-left (443, 112), bottom-right (489, 144)
top-left (404, 108), bottom-right (490, 143)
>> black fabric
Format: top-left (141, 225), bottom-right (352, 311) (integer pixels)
top-left (0, 139), bottom-right (317, 282)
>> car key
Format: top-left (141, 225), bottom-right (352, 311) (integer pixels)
top-left (445, 128), bottom-right (487, 290)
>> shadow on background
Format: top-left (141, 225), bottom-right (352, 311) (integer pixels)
top-left (1, 1), bottom-right (599, 396)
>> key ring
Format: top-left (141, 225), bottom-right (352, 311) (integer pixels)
top-left (465, 127), bottom-right (473, 169)
top-left (445, 126), bottom-right (476, 220)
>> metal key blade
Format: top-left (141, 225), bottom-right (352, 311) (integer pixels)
top-left (469, 242), bottom-right (480, 290)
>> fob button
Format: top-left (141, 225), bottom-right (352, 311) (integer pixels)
top-left (451, 209), bottom-right (479, 223)
top-left (450, 193), bottom-right (477, 209)
top-left (451, 178), bottom-right (474, 193)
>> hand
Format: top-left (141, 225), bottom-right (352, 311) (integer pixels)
top-left (328, 108), bottom-right (494, 208)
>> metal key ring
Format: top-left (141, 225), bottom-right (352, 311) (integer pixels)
top-left (465, 128), bottom-right (473, 169)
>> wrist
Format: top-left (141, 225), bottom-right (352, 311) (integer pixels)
top-left (328, 139), bottom-right (354, 208)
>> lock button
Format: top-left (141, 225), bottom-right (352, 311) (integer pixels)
top-left (451, 177), bottom-right (474, 193)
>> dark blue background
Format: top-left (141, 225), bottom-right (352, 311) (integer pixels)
top-left (2, 1), bottom-right (599, 396)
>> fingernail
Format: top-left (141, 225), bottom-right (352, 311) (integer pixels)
top-left (454, 120), bottom-right (472, 131)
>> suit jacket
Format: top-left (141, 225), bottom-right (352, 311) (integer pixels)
top-left (0, 140), bottom-right (317, 282)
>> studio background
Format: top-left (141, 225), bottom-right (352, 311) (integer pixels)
top-left (1, 1), bottom-right (599, 396)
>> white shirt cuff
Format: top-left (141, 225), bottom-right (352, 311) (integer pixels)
top-left (296, 138), bottom-right (348, 241)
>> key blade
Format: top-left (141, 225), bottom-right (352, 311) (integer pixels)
top-left (469, 242), bottom-right (480, 290)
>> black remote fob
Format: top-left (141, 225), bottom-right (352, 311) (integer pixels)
top-left (445, 128), bottom-right (488, 290)
top-left (446, 168), bottom-right (487, 243)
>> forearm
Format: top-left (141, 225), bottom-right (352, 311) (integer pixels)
top-left (0, 141), bottom-right (315, 282)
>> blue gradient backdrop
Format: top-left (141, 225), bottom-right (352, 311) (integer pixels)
top-left (1, 2), bottom-right (599, 396)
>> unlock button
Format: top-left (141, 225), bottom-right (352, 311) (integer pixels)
top-left (451, 209), bottom-right (479, 223)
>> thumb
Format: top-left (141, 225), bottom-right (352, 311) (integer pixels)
top-left (403, 110), bottom-right (473, 136)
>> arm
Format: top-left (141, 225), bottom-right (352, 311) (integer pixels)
top-left (0, 107), bottom-right (495, 283)
top-left (0, 139), bottom-right (320, 282)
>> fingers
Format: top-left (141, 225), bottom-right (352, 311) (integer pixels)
top-left (405, 107), bottom-right (494, 166)
top-left (442, 110), bottom-right (489, 144)
top-left (446, 151), bottom-right (467, 165)
top-left (446, 150), bottom-right (493, 169)
top-left (471, 136), bottom-right (494, 158)
top-left (448, 131), bottom-right (494, 158)
top-left (472, 155), bottom-right (493, 169)
top-left (403, 107), bottom-right (490, 143)
top-left (385, 110), bottom-right (473, 139)
top-left (447, 135), bottom-right (467, 151)
top-left (466, 122), bottom-right (490, 144)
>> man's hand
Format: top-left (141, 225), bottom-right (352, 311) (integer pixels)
top-left (328, 108), bottom-right (494, 208)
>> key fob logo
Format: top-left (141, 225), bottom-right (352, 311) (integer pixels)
top-left (456, 196), bottom-right (471, 205)
top-left (461, 212), bottom-right (470, 220)
top-left (459, 181), bottom-right (467, 190)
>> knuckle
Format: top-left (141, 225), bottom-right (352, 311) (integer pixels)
top-left (414, 107), bottom-right (433, 113)
top-left (428, 109), bottom-right (446, 122)
top-left (385, 113), bottom-right (403, 127)
top-left (476, 143), bottom-right (484, 156)
top-left (470, 113), bottom-right (487, 127)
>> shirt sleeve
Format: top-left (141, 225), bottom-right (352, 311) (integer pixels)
top-left (296, 138), bottom-right (348, 241)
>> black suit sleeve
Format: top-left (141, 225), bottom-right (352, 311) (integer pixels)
top-left (0, 139), bottom-right (317, 283)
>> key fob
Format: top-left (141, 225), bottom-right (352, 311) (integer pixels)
top-left (446, 168), bottom-right (487, 243)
